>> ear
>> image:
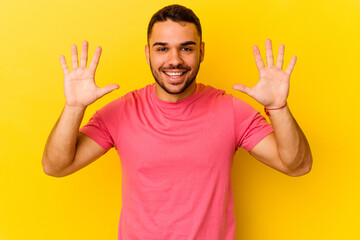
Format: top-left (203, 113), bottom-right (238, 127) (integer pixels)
top-left (200, 42), bottom-right (205, 63)
top-left (145, 45), bottom-right (150, 65)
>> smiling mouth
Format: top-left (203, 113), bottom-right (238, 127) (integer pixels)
top-left (163, 71), bottom-right (187, 79)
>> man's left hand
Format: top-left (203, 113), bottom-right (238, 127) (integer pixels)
top-left (232, 39), bottom-right (297, 108)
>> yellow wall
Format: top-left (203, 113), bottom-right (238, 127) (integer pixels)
top-left (1, 0), bottom-right (359, 239)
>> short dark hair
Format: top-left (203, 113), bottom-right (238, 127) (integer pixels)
top-left (147, 4), bottom-right (202, 43)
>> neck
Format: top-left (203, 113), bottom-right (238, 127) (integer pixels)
top-left (155, 81), bottom-right (197, 103)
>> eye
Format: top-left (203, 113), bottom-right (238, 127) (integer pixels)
top-left (157, 47), bottom-right (167, 52)
top-left (182, 47), bottom-right (192, 51)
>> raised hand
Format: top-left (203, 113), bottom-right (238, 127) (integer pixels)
top-left (60, 41), bottom-right (119, 108)
top-left (232, 39), bottom-right (297, 108)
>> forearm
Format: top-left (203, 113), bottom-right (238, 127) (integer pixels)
top-left (42, 105), bottom-right (86, 175)
top-left (268, 106), bottom-right (312, 171)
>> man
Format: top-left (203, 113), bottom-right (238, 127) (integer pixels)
top-left (42, 4), bottom-right (312, 240)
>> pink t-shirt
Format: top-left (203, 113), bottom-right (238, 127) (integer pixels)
top-left (80, 83), bottom-right (273, 240)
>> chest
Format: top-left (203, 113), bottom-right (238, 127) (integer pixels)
top-left (114, 105), bottom-right (236, 179)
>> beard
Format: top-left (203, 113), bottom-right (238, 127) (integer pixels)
top-left (149, 57), bottom-right (201, 95)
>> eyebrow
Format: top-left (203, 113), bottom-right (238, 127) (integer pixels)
top-left (152, 41), bottom-right (197, 47)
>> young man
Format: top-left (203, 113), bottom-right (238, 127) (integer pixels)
top-left (42, 4), bottom-right (312, 240)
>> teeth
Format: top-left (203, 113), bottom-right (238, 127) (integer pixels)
top-left (165, 72), bottom-right (183, 77)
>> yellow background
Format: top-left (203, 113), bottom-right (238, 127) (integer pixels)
top-left (1, 0), bottom-right (359, 239)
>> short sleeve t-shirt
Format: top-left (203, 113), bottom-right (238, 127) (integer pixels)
top-left (80, 83), bottom-right (273, 240)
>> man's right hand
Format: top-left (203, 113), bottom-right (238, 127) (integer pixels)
top-left (60, 41), bottom-right (119, 109)
top-left (43, 41), bottom-right (115, 177)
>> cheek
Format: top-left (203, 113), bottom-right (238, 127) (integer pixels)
top-left (150, 55), bottom-right (165, 68)
top-left (185, 55), bottom-right (200, 67)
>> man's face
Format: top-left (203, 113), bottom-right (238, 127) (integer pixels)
top-left (145, 20), bottom-right (204, 101)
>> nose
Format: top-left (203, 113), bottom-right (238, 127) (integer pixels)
top-left (168, 49), bottom-right (184, 67)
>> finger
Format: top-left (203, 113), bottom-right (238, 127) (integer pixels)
top-left (265, 39), bottom-right (274, 66)
top-left (89, 46), bottom-right (102, 73)
top-left (232, 84), bottom-right (253, 97)
top-left (59, 55), bottom-right (69, 74)
top-left (71, 44), bottom-right (78, 69)
top-left (96, 84), bottom-right (119, 99)
top-left (80, 40), bottom-right (88, 68)
top-left (252, 45), bottom-right (265, 71)
top-left (276, 44), bottom-right (285, 69)
top-left (285, 56), bottom-right (297, 75)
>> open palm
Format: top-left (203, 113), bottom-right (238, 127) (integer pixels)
top-left (233, 39), bottom-right (296, 108)
top-left (60, 41), bottom-right (119, 108)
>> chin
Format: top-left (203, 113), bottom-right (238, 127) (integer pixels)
top-left (161, 78), bottom-right (195, 95)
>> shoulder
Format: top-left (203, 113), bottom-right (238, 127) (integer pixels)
top-left (195, 83), bottom-right (230, 106)
top-left (197, 83), bottom-right (251, 108)
top-left (121, 84), bottom-right (152, 103)
top-left (96, 84), bottom-right (153, 117)
top-left (108, 84), bottom-right (152, 105)
top-left (200, 84), bottom-right (260, 119)
top-left (197, 83), bottom-right (226, 97)
top-left (231, 95), bottom-right (258, 113)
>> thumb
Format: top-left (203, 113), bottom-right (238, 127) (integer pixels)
top-left (232, 84), bottom-right (252, 96)
top-left (96, 84), bottom-right (119, 99)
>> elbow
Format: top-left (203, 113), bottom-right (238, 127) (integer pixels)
top-left (43, 167), bottom-right (64, 178)
top-left (287, 153), bottom-right (313, 177)
top-left (42, 156), bottom-right (68, 178)
top-left (287, 163), bottom-right (312, 177)
top-left (283, 132), bottom-right (313, 177)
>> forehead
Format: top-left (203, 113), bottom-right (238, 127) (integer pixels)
top-left (149, 20), bottom-right (200, 45)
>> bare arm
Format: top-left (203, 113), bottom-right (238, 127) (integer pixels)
top-left (233, 39), bottom-right (312, 176)
top-left (249, 110), bottom-right (312, 177)
top-left (42, 41), bottom-right (119, 177)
